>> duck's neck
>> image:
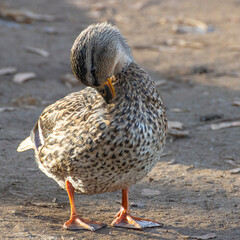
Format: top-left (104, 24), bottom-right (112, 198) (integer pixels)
top-left (113, 47), bottom-right (133, 75)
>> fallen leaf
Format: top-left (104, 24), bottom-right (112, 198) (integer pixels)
top-left (13, 72), bottom-right (36, 84)
top-left (130, 202), bottom-right (145, 208)
top-left (162, 39), bottom-right (204, 49)
top-left (61, 73), bottom-right (80, 88)
top-left (179, 17), bottom-right (208, 29)
top-left (232, 101), bottom-right (240, 107)
top-left (170, 108), bottom-right (189, 113)
top-left (11, 95), bottom-right (39, 106)
top-left (229, 168), bottom-right (240, 174)
top-left (173, 17), bottom-right (213, 34)
top-left (0, 107), bottom-right (16, 112)
top-left (211, 121), bottom-right (240, 130)
top-left (155, 80), bottom-right (167, 87)
top-left (131, 2), bottom-right (147, 10)
top-left (190, 233), bottom-right (216, 239)
top-left (24, 46), bottom-right (50, 57)
top-left (168, 121), bottom-right (183, 130)
top-left (0, 67), bottom-right (17, 76)
top-left (91, 2), bottom-right (107, 11)
top-left (114, 15), bottom-right (129, 24)
top-left (228, 45), bottom-right (240, 52)
top-left (0, 5), bottom-right (56, 23)
top-left (167, 158), bottom-right (176, 165)
top-left (168, 129), bottom-right (190, 137)
top-left (24, 201), bottom-right (64, 208)
top-left (192, 65), bottom-right (213, 75)
top-left (159, 16), bottom-right (214, 34)
top-left (88, 10), bottom-right (102, 19)
top-left (224, 159), bottom-right (238, 166)
top-left (199, 114), bottom-right (223, 122)
top-left (173, 25), bottom-right (213, 34)
top-left (141, 189), bottom-right (161, 196)
top-left (42, 26), bottom-right (57, 34)
top-left (132, 44), bottom-right (177, 52)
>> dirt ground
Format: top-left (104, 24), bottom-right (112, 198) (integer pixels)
top-left (0, 0), bottom-right (240, 239)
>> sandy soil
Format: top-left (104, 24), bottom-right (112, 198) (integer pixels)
top-left (0, 0), bottom-right (240, 239)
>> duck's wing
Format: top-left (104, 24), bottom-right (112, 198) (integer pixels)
top-left (17, 87), bottom-right (102, 152)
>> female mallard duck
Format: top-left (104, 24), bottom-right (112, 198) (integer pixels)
top-left (18, 22), bottom-right (167, 231)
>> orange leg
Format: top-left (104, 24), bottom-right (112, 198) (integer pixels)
top-left (63, 180), bottom-right (106, 231)
top-left (111, 188), bottom-right (163, 229)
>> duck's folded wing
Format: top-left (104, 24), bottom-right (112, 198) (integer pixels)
top-left (24, 88), bottom-right (101, 152)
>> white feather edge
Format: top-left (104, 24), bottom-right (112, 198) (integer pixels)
top-left (38, 120), bottom-right (44, 147)
top-left (17, 136), bottom-right (34, 152)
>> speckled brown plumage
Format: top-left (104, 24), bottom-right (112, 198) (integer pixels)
top-left (35, 62), bottom-right (167, 194)
top-left (18, 22), bottom-right (167, 230)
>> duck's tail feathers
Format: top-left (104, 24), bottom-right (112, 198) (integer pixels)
top-left (17, 136), bottom-right (34, 152)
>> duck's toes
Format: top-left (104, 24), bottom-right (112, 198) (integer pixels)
top-left (111, 213), bottom-right (163, 229)
top-left (63, 216), bottom-right (106, 231)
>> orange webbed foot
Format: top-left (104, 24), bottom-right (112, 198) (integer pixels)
top-left (111, 206), bottom-right (162, 229)
top-left (111, 188), bottom-right (163, 229)
top-left (64, 216), bottom-right (106, 231)
top-left (64, 180), bottom-right (106, 231)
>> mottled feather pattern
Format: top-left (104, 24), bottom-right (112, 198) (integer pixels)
top-left (34, 62), bottom-right (167, 194)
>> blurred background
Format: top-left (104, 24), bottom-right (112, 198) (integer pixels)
top-left (0, 0), bottom-right (240, 239)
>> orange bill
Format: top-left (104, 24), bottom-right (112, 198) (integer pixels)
top-left (104, 78), bottom-right (116, 99)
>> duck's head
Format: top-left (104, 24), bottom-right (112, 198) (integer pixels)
top-left (70, 22), bottom-right (133, 104)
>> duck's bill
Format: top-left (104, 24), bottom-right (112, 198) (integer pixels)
top-left (100, 78), bottom-right (116, 104)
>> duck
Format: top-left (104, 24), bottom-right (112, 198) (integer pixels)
top-left (17, 22), bottom-right (167, 231)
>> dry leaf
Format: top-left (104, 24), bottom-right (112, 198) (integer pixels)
top-left (88, 10), bottom-right (102, 19)
top-left (141, 189), bottom-right (161, 196)
top-left (167, 159), bottom-right (176, 165)
top-left (159, 16), bottom-right (214, 34)
top-left (224, 159), bottom-right (238, 166)
top-left (42, 26), bottom-right (57, 34)
top-left (172, 25), bottom-right (207, 34)
top-left (162, 39), bottom-right (204, 49)
top-left (133, 44), bottom-right (177, 53)
top-left (200, 114), bottom-right (223, 122)
top-left (190, 233), bottom-right (216, 239)
top-left (61, 73), bottom-right (80, 88)
top-left (211, 121), bottom-right (240, 130)
top-left (11, 95), bottom-right (39, 106)
top-left (91, 3), bottom-right (107, 11)
top-left (25, 46), bottom-right (50, 57)
top-left (0, 107), bottom-right (16, 112)
top-left (114, 15), bottom-right (129, 24)
top-left (131, 2), bottom-right (146, 10)
top-left (0, 5), bottom-right (56, 23)
top-left (0, 67), bottom-right (17, 76)
top-left (228, 45), bottom-right (240, 51)
top-left (170, 108), bottom-right (189, 113)
top-left (155, 80), bottom-right (167, 87)
top-left (179, 17), bottom-right (208, 30)
top-left (229, 168), bottom-right (240, 174)
top-left (13, 72), bottom-right (36, 84)
top-left (232, 101), bottom-right (240, 107)
top-left (168, 121), bottom-right (183, 130)
top-left (168, 129), bottom-right (190, 137)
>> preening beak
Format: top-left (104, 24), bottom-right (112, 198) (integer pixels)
top-left (97, 78), bottom-right (116, 104)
